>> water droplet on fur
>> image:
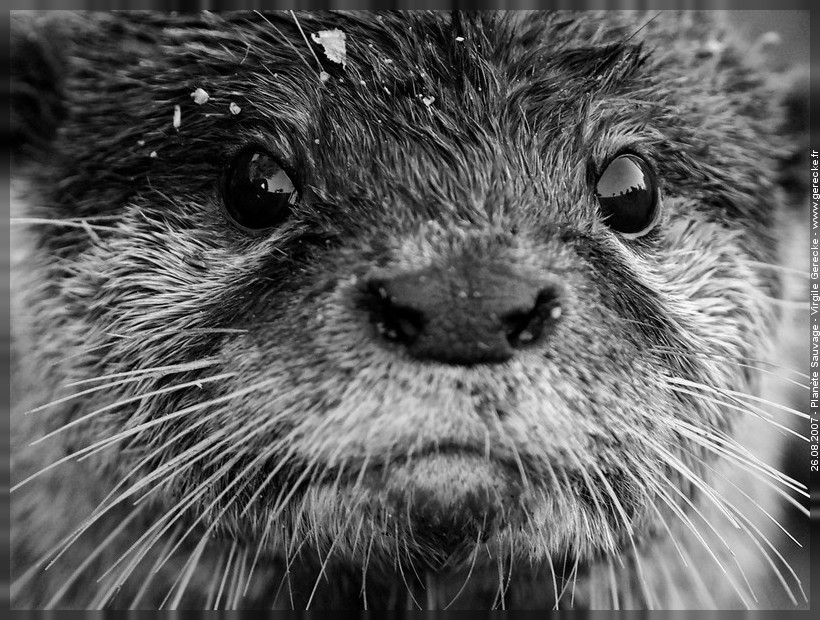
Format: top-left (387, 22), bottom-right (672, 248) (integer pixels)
top-left (190, 88), bottom-right (209, 105)
top-left (172, 105), bottom-right (181, 130)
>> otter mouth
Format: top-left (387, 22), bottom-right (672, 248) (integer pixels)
top-left (234, 444), bottom-right (539, 566)
top-left (328, 443), bottom-right (528, 502)
top-left (337, 441), bottom-right (532, 481)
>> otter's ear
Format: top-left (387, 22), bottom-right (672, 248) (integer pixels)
top-left (11, 13), bottom-right (67, 162)
top-left (773, 68), bottom-right (810, 205)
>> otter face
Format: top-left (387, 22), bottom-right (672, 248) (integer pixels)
top-left (11, 11), bottom-right (803, 609)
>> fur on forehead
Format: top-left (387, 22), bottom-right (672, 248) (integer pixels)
top-left (10, 10), bottom-right (798, 236)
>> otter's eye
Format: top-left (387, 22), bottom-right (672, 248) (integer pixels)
top-left (222, 148), bottom-right (298, 231)
top-left (595, 154), bottom-right (659, 237)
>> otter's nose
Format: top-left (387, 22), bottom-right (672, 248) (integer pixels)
top-left (364, 265), bottom-right (562, 366)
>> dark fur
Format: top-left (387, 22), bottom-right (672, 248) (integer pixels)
top-left (10, 11), bottom-right (807, 609)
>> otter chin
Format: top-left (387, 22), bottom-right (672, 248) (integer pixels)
top-left (382, 453), bottom-right (522, 528)
top-left (306, 452), bottom-right (524, 566)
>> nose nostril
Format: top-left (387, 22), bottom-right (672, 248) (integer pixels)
top-left (366, 279), bottom-right (426, 345)
top-left (501, 310), bottom-right (531, 339)
top-left (366, 279), bottom-right (389, 302)
top-left (503, 290), bottom-right (562, 349)
top-left (383, 305), bottom-right (425, 342)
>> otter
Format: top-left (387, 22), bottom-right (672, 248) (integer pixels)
top-left (10, 11), bottom-right (809, 609)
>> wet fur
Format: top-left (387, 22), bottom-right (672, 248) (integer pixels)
top-left (10, 11), bottom-right (808, 609)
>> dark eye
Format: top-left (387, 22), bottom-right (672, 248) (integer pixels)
top-left (222, 148), bottom-right (299, 232)
top-left (595, 154), bottom-right (660, 237)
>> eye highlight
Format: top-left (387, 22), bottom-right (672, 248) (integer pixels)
top-left (595, 154), bottom-right (660, 237)
top-left (221, 148), bottom-right (299, 232)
